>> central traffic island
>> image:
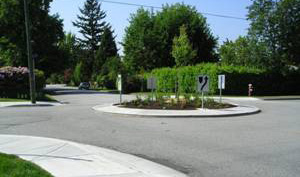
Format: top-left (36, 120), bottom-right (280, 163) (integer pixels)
top-left (93, 95), bottom-right (260, 117)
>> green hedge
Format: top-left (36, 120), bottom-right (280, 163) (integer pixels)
top-left (0, 66), bottom-right (45, 98)
top-left (148, 63), bottom-right (300, 96)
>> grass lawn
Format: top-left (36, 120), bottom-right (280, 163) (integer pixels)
top-left (0, 153), bottom-right (53, 177)
top-left (0, 98), bottom-right (28, 102)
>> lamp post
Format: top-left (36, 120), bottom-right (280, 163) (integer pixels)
top-left (24, 0), bottom-right (36, 104)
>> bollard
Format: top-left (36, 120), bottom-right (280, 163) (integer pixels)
top-left (248, 83), bottom-right (254, 96)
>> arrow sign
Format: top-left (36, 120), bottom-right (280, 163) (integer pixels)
top-left (197, 75), bottom-right (209, 92)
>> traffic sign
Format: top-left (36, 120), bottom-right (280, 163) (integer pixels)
top-left (218, 75), bottom-right (225, 89)
top-left (147, 77), bottom-right (156, 89)
top-left (117, 74), bottom-right (122, 91)
top-left (197, 75), bottom-right (209, 92)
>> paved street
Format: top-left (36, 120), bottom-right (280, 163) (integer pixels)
top-left (1, 86), bottom-right (300, 177)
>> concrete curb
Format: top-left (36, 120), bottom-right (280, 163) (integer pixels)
top-left (258, 96), bottom-right (300, 101)
top-left (92, 104), bottom-right (261, 118)
top-left (0, 135), bottom-right (187, 177)
top-left (0, 101), bottom-right (63, 108)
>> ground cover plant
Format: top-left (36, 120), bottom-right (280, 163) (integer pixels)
top-left (0, 153), bottom-right (53, 177)
top-left (121, 94), bottom-right (235, 110)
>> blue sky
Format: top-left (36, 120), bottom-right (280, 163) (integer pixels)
top-left (50, 0), bottom-right (252, 54)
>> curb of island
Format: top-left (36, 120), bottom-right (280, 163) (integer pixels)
top-left (93, 104), bottom-right (261, 118)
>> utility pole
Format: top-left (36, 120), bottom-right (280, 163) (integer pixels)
top-left (24, 0), bottom-right (36, 104)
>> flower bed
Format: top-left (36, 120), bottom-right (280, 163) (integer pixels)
top-left (121, 96), bottom-right (235, 110)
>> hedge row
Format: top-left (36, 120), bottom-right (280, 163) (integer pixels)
top-left (148, 63), bottom-right (300, 96)
top-left (0, 66), bottom-right (45, 98)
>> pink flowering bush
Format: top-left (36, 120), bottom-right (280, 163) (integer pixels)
top-left (0, 66), bottom-right (45, 98)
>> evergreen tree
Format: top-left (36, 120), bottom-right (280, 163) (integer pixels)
top-left (172, 26), bottom-right (197, 67)
top-left (0, 0), bottom-right (64, 75)
top-left (73, 0), bottom-right (107, 78)
top-left (95, 25), bottom-right (118, 74)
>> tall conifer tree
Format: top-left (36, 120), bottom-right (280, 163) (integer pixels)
top-left (95, 25), bottom-right (118, 74)
top-left (73, 0), bottom-right (107, 78)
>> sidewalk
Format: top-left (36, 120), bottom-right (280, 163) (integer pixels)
top-left (0, 135), bottom-right (187, 177)
top-left (0, 101), bottom-right (62, 107)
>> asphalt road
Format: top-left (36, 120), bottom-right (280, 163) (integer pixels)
top-left (1, 85), bottom-right (300, 177)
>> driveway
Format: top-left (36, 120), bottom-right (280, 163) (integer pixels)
top-left (0, 85), bottom-right (300, 177)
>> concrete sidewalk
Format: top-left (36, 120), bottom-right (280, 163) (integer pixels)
top-left (0, 101), bottom-right (62, 107)
top-left (0, 135), bottom-right (187, 177)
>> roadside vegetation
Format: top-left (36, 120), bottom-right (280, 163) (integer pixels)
top-left (0, 0), bottom-right (299, 100)
top-left (122, 95), bottom-right (235, 110)
top-left (0, 153), bottom-right (53, 177)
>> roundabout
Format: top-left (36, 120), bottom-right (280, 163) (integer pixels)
top-left (93, 103), bottom-right (260, 117)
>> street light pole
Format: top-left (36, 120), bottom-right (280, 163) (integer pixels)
top-left (24, 0), bottom-right (36, 104)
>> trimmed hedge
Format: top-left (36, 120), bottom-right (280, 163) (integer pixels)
top-left (148, 63), bottom-right (300, 96)
top-left (0, 66), bottom-right (45, 98)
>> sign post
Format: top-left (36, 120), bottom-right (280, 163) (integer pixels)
top-left (218, 75), bottom-right (225, 103)
top-left (197, 75), bottom-right (209, 109)
top-left (117, 74), bottom-right (122, 104)
top-left (24, 0), bottom-right (36, 104)
top-left (147, 77), bottom-right (156, 101)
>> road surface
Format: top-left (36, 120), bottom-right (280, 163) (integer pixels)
top-left (0, 85), bottom-right (299, 177)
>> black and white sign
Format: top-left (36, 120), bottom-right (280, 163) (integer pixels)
top-left (147, 77), bottom-right (157, 89)
top-left (197, 75), bottom-right (209, 92)
top-left (218, 75), bottom-right (225, 89)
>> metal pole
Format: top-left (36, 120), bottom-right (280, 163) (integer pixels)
top-left (24, 0), bottom-right (36, 104)
top-left (201, 91), bottom-right (204, 109)
top-left (151, 88), bottom-right (154, 101)
top-left (119, 75), bottom-right (122, 104)
top-left (120, 90), bottom-right (122, 104)
top-left (219, 88), bottom-right (222, 103)
top-left (219, 76), bottom-right (222, 103)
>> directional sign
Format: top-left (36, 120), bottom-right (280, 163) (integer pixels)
top-left (147, 77), bottom-right (156, 89)
top-left (218, 75), bottom-right (225, 89)
top-left (197, 75), bottom-right (209, 92)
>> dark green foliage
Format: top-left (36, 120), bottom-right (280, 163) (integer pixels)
top-left (149, 63), bottom-right (300, 96)
top-left (0, 66), bottom-right (45, 98)
top-left (58, 32), bottom-right (79, 69)
top-left (247, 0), bottom-right (300, 69)
top-left (97, 56), bottom-right (122, 89)
top-left (0, 153), bottom-right (53, 177)
top-left (123, 8), bottom-right (157, 73)
top-left (123, 3), bottom-right (218, 73)
top-left (72, 62), bottom-right (84, 85)
top-left (73, 0), bottom-right (106, 51)
top-left (46, 73), bottom-right (64, 84)
top-left (0, 0), bottom-right (65, 75)
top-left (95, 25), bottom-right (118, 75)
top-left (122, 75), bottom-right (144, 93)
top-left (219, 36), bottom-right (269, 68)
top-left (154, 3), bottom-right (218, 66)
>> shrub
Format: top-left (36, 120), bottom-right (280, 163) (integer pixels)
top-left (148, 63), bottom-right (300, 96)
top-left (122, 75), bottom-right (143, 93)
top-left (46, 73), bottom-right (64, 84)
top-left (73, 62), bottom-right (83, 86)
top-left (0, 66), bottom-right (45, 98)
top-left (64, 69), bottom-right (73, 84)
